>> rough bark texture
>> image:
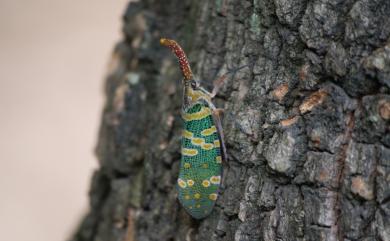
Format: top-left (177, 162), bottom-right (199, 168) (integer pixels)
top-left (70, 0), bottom-right (390, 240)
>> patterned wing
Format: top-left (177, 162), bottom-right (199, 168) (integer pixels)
top-left (177, 103), bottom-right (223, 219)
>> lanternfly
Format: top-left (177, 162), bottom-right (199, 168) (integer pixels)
top-left (160, 38), bottom-right (229, 219)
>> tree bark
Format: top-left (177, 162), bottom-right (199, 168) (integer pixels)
top-left (70, 0), bottom-right (390, 240)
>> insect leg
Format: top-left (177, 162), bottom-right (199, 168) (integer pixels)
top-left (211, 75), bottom-right (228, 98)
top-left (211, 64), bottom-right (250, 98)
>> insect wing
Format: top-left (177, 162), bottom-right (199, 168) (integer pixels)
top-left (177, 103), bottom-right (223, 219)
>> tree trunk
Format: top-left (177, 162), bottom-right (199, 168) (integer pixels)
top-left (70, 0), bottom-right (390, 240)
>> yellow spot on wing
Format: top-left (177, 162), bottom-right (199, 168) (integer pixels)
top-left (191, 137), bottom-right (205, 146)
top-left (216, 156), bottom-right (222, 163)
top-left (194, 193), bottom-right (201, 199)
top-left (182, 107), bottom-right (211, 121)
top-left (214, 140), bottom-right (221, 148)
top-left (201, 143), bottom-right (214, 150)
top-left (210, 176), bottom-right (221, 184)
top-left (184, 195), bottom-right (190, 200)
top-left (187, 180), bottom-right (194, 187)
top-left (178, 179), bottom-right (187, 188)
top-left (182, 148), bottom-right (198, 156)
top-left (202, 180), bottom-right (210, 187)
top-left (202, 163), bottom-right (209, 168)
top-left (184, 163), bottom-right (191, 168)
top-left (201, 126), bottom-right (217, 136)
top-left (209, 193), bottom-right (218, 201)
top-left (182, 130), bottom-right (193, 139)
top-left (196, 204), bottom-right (201, 208)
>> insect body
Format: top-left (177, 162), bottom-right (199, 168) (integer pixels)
top-left (160, 38), bottom-right (226, 219)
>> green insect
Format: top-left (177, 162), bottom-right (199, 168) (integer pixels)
top-left (160, 38), bottom-right (228, 219)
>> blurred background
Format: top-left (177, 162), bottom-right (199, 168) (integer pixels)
top-left (0, 0), bottom-right (129, 240)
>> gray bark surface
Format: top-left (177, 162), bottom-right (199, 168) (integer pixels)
top-left (70, 0), bottom-right (390, 241)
